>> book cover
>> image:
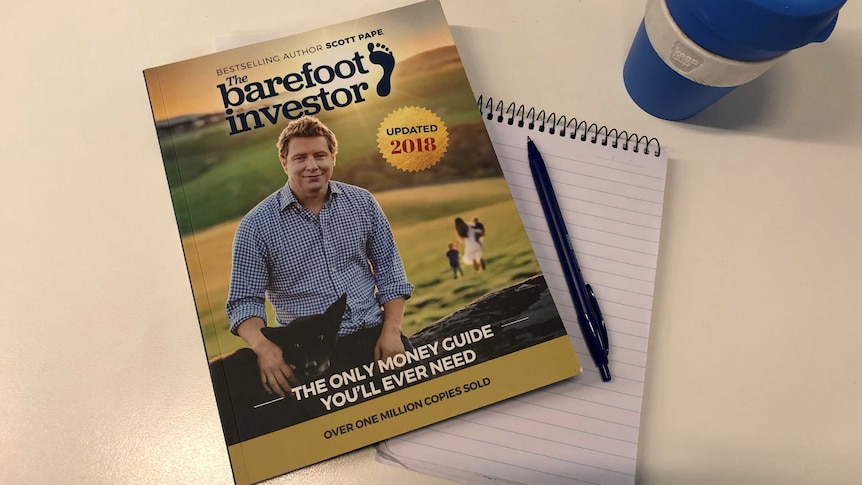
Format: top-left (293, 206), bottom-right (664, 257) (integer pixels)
top-left (143, 1), bottom-right (580, 482)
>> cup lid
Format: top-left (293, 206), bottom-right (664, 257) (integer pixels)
top-left (667, 0), bottom-right (846, 58)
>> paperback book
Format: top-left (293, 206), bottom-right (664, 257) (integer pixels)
top-left (143, 1), bottom-right (580, 482)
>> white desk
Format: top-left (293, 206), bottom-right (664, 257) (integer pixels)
top-left (2, 1), bottom-right (860, 483)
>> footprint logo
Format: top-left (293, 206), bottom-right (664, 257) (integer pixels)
top-left (368, 42), bottom-right (395, 97)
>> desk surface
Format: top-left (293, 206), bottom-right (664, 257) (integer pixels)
top-left (2, 1), bottom-right (861, 484)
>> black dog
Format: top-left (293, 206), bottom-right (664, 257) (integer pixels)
top-left (209, 294), bottom-right (346, 444)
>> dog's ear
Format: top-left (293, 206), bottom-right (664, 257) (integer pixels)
top-left (260, 325), bottom-right (293, 350)
top-left (326, 294), bottom-right (348, 319)
top-left (260, 326), bottom-right (278, 343)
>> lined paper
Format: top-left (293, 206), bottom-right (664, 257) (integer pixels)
top-left (377, 110), bottom-right (669, 485)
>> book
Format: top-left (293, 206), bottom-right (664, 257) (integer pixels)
top-left (377, 97), bottom-right (669, 485)
top-left (142, 2), bottom-right (580, 483)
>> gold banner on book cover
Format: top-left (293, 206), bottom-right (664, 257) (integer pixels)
top-left (229, 337), bottom-right (578, 484)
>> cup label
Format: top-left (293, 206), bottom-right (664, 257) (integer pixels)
top-left (669, 42), bottom-right (702, 73)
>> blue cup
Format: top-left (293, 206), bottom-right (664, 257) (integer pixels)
top-left (623, 0), bottom-right (846, 120)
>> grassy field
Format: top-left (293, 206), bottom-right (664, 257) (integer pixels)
top-left (188, 177), bottom-right (541, 360)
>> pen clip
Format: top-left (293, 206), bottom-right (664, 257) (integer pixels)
top-left (586, 283), bottom-right (609, 354)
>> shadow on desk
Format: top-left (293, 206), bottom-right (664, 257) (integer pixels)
top-left (684, 29), bottom-right (861, 148)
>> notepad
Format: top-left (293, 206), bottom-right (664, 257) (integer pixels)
top-left (377, 97), bottom-right (669, 485)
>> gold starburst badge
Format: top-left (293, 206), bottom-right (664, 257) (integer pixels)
top-left (377, 106), bottom-right (449, 172)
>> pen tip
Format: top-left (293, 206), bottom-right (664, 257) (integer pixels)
top-left (599, 365), bottom-right (612, 382)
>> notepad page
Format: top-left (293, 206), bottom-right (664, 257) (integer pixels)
top-left (377, 117), bottom-right (669, 485)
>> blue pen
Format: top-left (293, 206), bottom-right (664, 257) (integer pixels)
top-left (527, 137), bottom-right (612, 382)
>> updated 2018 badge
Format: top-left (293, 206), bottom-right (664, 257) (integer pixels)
top-left (377, 106), bottom-right (449, 172)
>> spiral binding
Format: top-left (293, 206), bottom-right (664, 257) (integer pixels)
top-left (476, 95), bottom-right (661, 157)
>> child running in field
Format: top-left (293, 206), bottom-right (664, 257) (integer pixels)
top-left (446, 242), bottom-right (464, 280)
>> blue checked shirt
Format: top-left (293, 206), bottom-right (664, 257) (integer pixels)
top-left (226, 181), bottom-right (413, 336)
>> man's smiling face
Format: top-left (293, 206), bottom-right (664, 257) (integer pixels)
top-left (282, 135), bottom-right (336, 201)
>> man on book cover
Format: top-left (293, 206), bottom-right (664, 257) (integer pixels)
top-left (226, 115), bottom-right (414, 399)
